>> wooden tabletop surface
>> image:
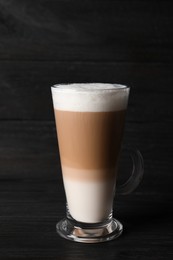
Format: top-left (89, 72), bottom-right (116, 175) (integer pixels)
top-left (0, 121), bottom-right (172, 259)
top-left (0, 0), bottom-right (173, 258)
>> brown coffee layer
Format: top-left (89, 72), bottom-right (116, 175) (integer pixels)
top-left (55, 110), bottom-right (126, 179)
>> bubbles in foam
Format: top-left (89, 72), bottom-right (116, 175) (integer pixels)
top-left (51, 83), bottom-right (129, 112)
top-left (52, 83), bottom-right (126, 91)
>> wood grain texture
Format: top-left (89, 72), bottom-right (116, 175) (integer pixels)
top-left (0, 0), bottom-right (172, 62)
top-left (0, 0), bottom-right (172, 258)
top-left (0, 120), bottom-right (172, 194)
top-left (0, 179), bottom-right (172, 258)
top-left (0, 61), bottom-right (173, 120)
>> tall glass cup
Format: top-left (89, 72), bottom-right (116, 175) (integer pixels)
top-left (51, 83), bottom-right (144, 243)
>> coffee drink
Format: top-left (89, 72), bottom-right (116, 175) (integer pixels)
top-left (52, 83), bottom-right (129, 223)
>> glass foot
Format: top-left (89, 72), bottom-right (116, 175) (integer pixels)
top-left (56, 218), bottom-right (123, 243)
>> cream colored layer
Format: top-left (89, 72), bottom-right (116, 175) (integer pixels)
top-left (63, 176), bottom-right (116, 223)
top-left (62, 165), bottom-right (117, 181)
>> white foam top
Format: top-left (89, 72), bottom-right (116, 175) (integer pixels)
top-left (51, 83), bottom-right (129, 112)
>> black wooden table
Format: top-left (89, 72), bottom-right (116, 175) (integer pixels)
top-left (0, 0), bottom-right (173, 258)
top-left (0, 121), bottom-right (172, 259)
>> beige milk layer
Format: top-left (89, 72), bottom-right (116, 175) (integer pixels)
top-left (52, 83), bottom-right (129, 223)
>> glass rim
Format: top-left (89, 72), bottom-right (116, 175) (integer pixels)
top-left (51, 83), bottom-right (130, 92)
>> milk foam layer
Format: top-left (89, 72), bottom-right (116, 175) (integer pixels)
top-left (51, 83), bottom-right (129, 112)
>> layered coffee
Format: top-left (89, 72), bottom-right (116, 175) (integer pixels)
top-left (52, 83), bottom-right (129, 223)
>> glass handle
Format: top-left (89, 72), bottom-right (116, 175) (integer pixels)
top-left (117, 147), bottom-right (144, 195)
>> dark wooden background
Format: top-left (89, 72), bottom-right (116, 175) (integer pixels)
top-left (0, 0), bottom-right (173, 259)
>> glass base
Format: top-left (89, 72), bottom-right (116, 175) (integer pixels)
top-left (56, 217), bottom-right (123, 243)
